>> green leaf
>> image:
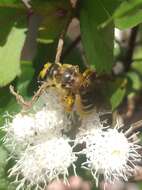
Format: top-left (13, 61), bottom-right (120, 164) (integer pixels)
top-left (132, 46), bottom-right (142, 75)
top-left (114, 0), bottom-right (142, 29)
top-left (100, 0), bottom-right (123, 15)
top-left (0, 0), bottom-right (24, 9)
top-left (133, 61), bottom-right (142, 75)
top-left (0, 145), bottom-right (10, 189)
top-left (0, 62), bottom-right (35, 126)
top-left (138, 182), bottom-right (142, 190)
top-left (0, 62), bottom-right (35, 190)
top-left (0, 8), bottom-right (27, 87)
top-left (32, 0), bottom-right (71, 44)
top-left (127, 71), bottom-right (142, 91)
top-left (0, 144), bottom-right (16, 190)
top-left (16, 61), bottom-right (35, 97)
top-left (0, 146), bottom-right (8, 166)
top-left (80, 0), bottom-right (114, 74)
top-left (104, 78), bottom-right (127, 110)
top-left (0, 0), bottom-right (19, 3)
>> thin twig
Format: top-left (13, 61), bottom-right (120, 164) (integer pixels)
top-left (124, 26), bottom-right (139, 72)
top-left (22, 0), bottom-right (31, 9)
top-left (61, 35), bottom-right (81, 61)
top-left (125, 120), bottom-right (142, 137)
top-left (132, 58), bottom-right (142, 62)
top-left (131, 120), bottom-right (142, 131)
top-left (55, 11), bottom-right (73, 63)
top-left (55, 39), bottom-right (64, 63)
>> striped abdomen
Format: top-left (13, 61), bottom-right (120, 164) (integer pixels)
top-left (78, 85), bottom-right (96, 113)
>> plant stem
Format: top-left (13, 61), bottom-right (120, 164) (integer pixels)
top-left (55, 11), bottom-right (73, 63)
top-left (124, 26), bottom-right (139, 72)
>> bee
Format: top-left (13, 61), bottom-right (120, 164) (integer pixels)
top-left (10, 62), bottom-right (112, 114)
top-left (39, 62), bottom-right (102, 115)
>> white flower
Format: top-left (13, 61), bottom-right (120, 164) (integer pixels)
top-left (5, 106), bottom-right (70, 149)
top-left (4, 113), bottom-right (36, 152)
top-left (81, 112), bottom-right (103, 130)
top-left (77, 112), bottom-right (110, 143)
top-left (9, 137), bottom-right (77, 189)
top-left (7, 114), bottom-right (35, 141)
top-left (3, 87), bottom-right (77, 190)
top-left (33, 88), bottom-right (72, 133)
top-left (34, 107), bottom-right (71, 136)
top-left (81, 127), bottom-right (141, 185)
top-left (34, 88), bottom-right (67, 112)
top-left (4, 88), bottom-right (72, 152)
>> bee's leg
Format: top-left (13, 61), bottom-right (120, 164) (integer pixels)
top-left (10, 85), bottom-right (33, 110)
top-left (30, 81), bottom-right (53, 104)
top-left (62, 94), bottom-right (75, 112)
top-left (82, 69), bottom-right (96, 79)
top-left (10, 81), bottom-right (54, 111)
top-left (74, 94), bottom-right (85, 116)
top-left (82, 69), bottom-right (97, 88)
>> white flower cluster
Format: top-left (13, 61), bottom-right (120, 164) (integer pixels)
top-left (78, 115), bottom-right (141, 186)
top-left (81, 128), bottom-right (140, 185)
top-left (4, 88), bottom-right (77, 189)
top-left (9, 137), bottom-right (76, 189)
top-left (3, 88), bottom-right (142, 189)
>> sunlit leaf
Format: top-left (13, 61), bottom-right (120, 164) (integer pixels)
top-left (106, 78), bottom-right (127, 110)
top-left (0, 62), bottom-right (35, 126)
top-left (114, 0), bottom-right (142, 29)
top-left (0, 8), bottom-right (27, 87)
top-left (127, 71), bottom-right (142, 91)
top-left (80, 0), bottom-right (114, 73)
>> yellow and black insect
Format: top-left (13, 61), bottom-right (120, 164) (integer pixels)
top-left (39, 62), bottom-right (102, 115)
top-left (10, 62), bottom-right (114, 114)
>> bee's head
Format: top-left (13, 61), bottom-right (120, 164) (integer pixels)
top-left (39, 63), bottom-right (81, 90)
top-left (61, 65), bottom-right (81, 89)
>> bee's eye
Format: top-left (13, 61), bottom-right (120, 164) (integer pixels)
top-left (64, 72), bottom-right (71, 80)
top-left (62, 71), bottom-right (72, 83)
